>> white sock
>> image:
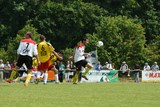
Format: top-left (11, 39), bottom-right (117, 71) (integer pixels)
top-left (37, 71), bottom-right (41, 79)
top-left (44, 73), bottom-right (48, 84)
top-left (55, 74), bottom-right (59, 82)
top-left (40, 73), bottom-right (44, 78)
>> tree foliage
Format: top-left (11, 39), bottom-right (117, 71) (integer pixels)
top-left (0, 0), bottom-right (159, 68)
top-left (95, 16), bottom-right (146, 67)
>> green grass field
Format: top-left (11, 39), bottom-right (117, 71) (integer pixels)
top-left (0, 82), bottom-right (160, 107)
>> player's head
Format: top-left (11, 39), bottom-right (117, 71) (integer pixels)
top-left (40, 34), bottom-right (46, 41)
top-left (81, 37), bottom-right (88, 45)
top-left (25, 32), bottom-right (32, 39)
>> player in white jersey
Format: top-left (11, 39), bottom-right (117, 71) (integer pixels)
top-left (6, 32), bottom-right (40, 86)
top-left (73, 38), bottom-right (92, 84)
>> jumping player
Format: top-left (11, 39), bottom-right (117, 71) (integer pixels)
top-left (73, 38), bottom-right (92, 84)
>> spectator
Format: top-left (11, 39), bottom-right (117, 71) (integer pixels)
top-left (58, 61), bottom-right (65, 82)
top-left (4, 60), bottom-right (11, 79)
top-left (106, 61), bottom-right (113, 70)
top-left (103, 62), bottom-right (108, 70)
top-left (95, 61), bottom-right (103, 71)
top-left (143, 62), bottom-right (150, 71)
top-left (65, 60), bottom-right (71, 82)
top-left (0, 59), bottom-right (4, 81)
top-left (133, 63), bottom-right (140, 83)
top-left (151, 62), bottom-right (159, 71)
top-left (120, 61), bottom-right (130, 78)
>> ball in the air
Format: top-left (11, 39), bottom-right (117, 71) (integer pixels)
top-left (97, 41), bottom-right (104, 47)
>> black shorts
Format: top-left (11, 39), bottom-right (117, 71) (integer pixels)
top-left (16, 55), bottom-right (32, 69)
top-left (18, 70), bottom-right (27, 76)
top-left (75, 60), bottom-right (88, 71)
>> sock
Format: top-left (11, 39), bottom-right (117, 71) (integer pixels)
top-left (25, 73), bottom-right (32, 84)
top-left (44, 73), bottom-right (48, 84)
top-left (83, 67), bottom-right (91, 76)
top-left (10, 70), bottom-right (17, 80)
top-left (55, 74), bottom-right (59, 82)
top-left (73, 72), bottom-right (78, 83)
top-left (15, 77), bottom-right (19, 82)
top-left (36, 71), bottom-right (41, 79)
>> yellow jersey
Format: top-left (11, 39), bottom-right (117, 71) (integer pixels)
top-left (50, 53), bottom-right (57, 65)
top-left (37, 41), bottom-right (54, 63)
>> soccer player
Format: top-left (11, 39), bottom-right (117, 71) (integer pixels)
top-left (48, 50), bottom-right (63, 83)
top-left (36, 35), bottom-right (63, 84)
top-left (73, 38), bottom-right (92, 84)
top-left (6, 32), bottom-right (40, 86)
top-left (36, 34), bottom-right (55, 84)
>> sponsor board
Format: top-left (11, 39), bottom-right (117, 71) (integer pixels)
top-left (81, 70), bottom-right (118, 83)
top-left (142, 70), bottom-right (160, 82)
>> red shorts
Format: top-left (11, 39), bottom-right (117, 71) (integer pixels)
top-left (38, 60), bottom-right (50, 71)
top-left (48, 64), bottom-right (55, 70)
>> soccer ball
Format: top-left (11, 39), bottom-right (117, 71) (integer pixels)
top-left (97, 41), bottom-right (104, 47)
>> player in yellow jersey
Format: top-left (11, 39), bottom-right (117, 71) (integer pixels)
top-left (31, 57), bottom-right (42, 83)
top-left (36, 35), bottom-right (63, 84)
top-left (48, 51), bottom-right (63, 83)
top-left (36, 35), bottom-right (54, 84)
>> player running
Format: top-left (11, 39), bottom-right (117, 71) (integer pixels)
top-left (49, 50), bottom-right (63, 83)
top-left (6, 32), bottom-right (40, 86)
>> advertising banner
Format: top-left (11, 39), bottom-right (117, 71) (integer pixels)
top-left (142, 70), bottom-right (160, 82)
top-left (81, 70), bottom-right (118, 83)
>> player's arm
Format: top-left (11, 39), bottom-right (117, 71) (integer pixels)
top-left (34, 44), bottom-right (40, 64)
top-left (52, 50), bottom-right (63, 60)
top-left (47, 43), bottom-right (63, 60)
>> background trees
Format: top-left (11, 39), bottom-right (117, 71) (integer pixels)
top-left (0, 0), bottom-right (159, 68)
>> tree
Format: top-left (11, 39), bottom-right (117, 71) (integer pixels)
top-left (32, 0), bottom-right (107, 50)
top-left (95, 16), bottom-right (146, 68)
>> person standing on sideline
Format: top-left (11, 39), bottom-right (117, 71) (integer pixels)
top-left (58, 61), bottom-right (65, 82)
top-left (133, 63), bottom-right (140, 83)
top-left (73, 37), bottom-right (92, 84)
top-left (143, 62), bottom-right (150, 71)
top-left (6, 32), bottom-right (40, 86)
top-left (65, 60), bottom-right (71, 82)
top-left (95, 61), bottom-right (103, 71)
top-left (151, 62), bottom-right (159, 71)
top-left (4, 60), bottom-right (11, 79)
top-left (0, 59), bottom-right (4, 81)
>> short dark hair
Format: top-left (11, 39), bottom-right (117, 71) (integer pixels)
top-left (26, 32), bottom-right (32, 38)
top-left (40, 35), bottom-right (46, 41)
top-left (81, 37), bottom-right (87, 42)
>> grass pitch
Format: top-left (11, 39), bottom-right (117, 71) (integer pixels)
top-left (0, 82), bottom-right (160, 107)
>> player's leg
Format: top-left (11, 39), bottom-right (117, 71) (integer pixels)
top-left (81, 60), bottom-right (92, 80)
top-left (43, 70), bottom-right (48, 84)
top-left (23, 56), bottom-right (33, 86)
top-left (6, 66), bottom-right (20, 83)
top-left (73, 62), bottom-right (81, 84)
top-left (51, 66), bottom-right (59, 83)
top-left (34, 70), bottom-right (41, 84)
top-left (73, 70), bottom-right (80, 84)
